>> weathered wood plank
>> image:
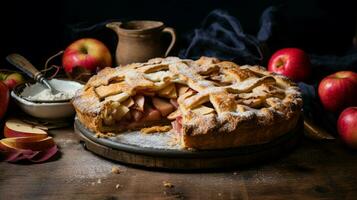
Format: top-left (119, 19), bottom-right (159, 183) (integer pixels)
top-left (1, 128), bottom-right (357, 200)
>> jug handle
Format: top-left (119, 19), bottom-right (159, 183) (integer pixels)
top-left (162, 27), bottom-right (176, 57)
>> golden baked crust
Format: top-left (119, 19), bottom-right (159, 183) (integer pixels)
top-left (72, 57), bottom-right (302, 150)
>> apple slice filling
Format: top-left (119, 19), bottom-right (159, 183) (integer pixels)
top-left (100, 83), bottom-right (198, 134)
top-left (152, 97), bottom-right (175, 117)
top-left (172, 116), bottom-right (183, 136)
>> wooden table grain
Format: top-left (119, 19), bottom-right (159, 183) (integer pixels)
top-left (1, 128), bottom-right (357, 200)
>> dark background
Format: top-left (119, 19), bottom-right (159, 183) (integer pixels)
top-left (0, 0), bottom-right (356, 68)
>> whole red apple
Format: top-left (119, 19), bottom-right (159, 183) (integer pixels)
top-left (3, 79), bottom-right (17, 89)
top-left (0, 81), bottom-right (9, 120)
top-left (318, 71), bottom-right (357, 113)
top-left (62, 38), bottom-right (112, 80)
top-left (268, 48), bottom-right (311, 82)
top-left (338, 107), bottom-right (357, 148)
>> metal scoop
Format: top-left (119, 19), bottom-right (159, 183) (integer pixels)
top-left (6, 53), bottom-right (71, 103)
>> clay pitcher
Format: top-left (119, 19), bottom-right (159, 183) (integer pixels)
top-left (106, 20), bottom-right (176, 65)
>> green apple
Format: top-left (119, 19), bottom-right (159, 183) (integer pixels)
top-left (0, 73), bottom-right (8, 80)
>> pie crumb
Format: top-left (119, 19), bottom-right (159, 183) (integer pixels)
top-left (163, 181), bottom-right (174, 188)
top-left (112, 166), bottom-right (121, 174)
top-left (95, 133), bottom-right (115, 138)
top-left (115, 184), bottom-right (121, 189)
top-left (141, 125), bottom-right (172, 134)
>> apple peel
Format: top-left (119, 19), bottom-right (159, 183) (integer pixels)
top-left (0, 144), bottom-right (58, 163)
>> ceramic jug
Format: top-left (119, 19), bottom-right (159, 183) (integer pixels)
top-left (106, 20), bottom-right (176, 65)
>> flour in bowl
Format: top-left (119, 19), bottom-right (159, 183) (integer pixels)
top-left (26, 89), bottom-right (74, 101)
top-left (21, 79), bottom-right (82, 102)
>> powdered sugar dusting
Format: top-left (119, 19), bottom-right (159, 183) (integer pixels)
top-left (110, 130), bottom-right (180, 149)
top-left (73, 88), bottom-right (102, 114)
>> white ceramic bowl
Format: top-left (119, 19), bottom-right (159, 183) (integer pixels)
top-left (11, 79), bottom-right (83, 119)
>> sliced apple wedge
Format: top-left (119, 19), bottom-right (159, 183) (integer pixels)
top-left (0, 136), bottom-right (55, 151)
top-left (4, 119), bottom-right (48, 138)
top-left (141, 106), bottom-right (161, 122)
top-left (167, 109), bottom-right (181, 120)
top-left (131, 110), bottom-right (144, 122)
top-left (171, 116), bottom-right (183, 134)
top-left (123, 111), bottom-right (132, 120)
top-left (170, 99), bottom-right (179, 109)
top-left (112, 105), bottom-right (130, 121)
top-left (166, 88), bottom-right (177, 99)
top-left (0, 119), bottom-right (58, 162)
top-left (104, 92), bottom-right (130, 103)
top-left (133, 95), bottom-right (145, 112)
top-left (177, 85), bottom-right (189, 96)
top-left (121, 97), bottom-right (134, 108)
top-left (152, 97), bottom-right (175, 117)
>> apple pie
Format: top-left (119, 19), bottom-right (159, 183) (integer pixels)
top-left (72, 57), bottom-right (302, 149)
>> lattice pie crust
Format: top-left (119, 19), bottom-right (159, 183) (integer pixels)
top-left (73, 57), bottom-right (302, 149)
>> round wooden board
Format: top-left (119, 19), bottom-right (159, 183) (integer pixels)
top-left (74, 118), bottom-right (303, 170)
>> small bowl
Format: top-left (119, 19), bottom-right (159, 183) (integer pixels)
top-left (11, 79), bottom-right (83, 119)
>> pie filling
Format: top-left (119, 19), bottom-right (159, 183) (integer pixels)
top-left (94, 67), bottom-right (287, 134)
top-left (99, 83), bottom-right (199, 133)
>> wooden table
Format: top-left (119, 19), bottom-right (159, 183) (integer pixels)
top-left (1, 128), bottom-right (357, 200)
